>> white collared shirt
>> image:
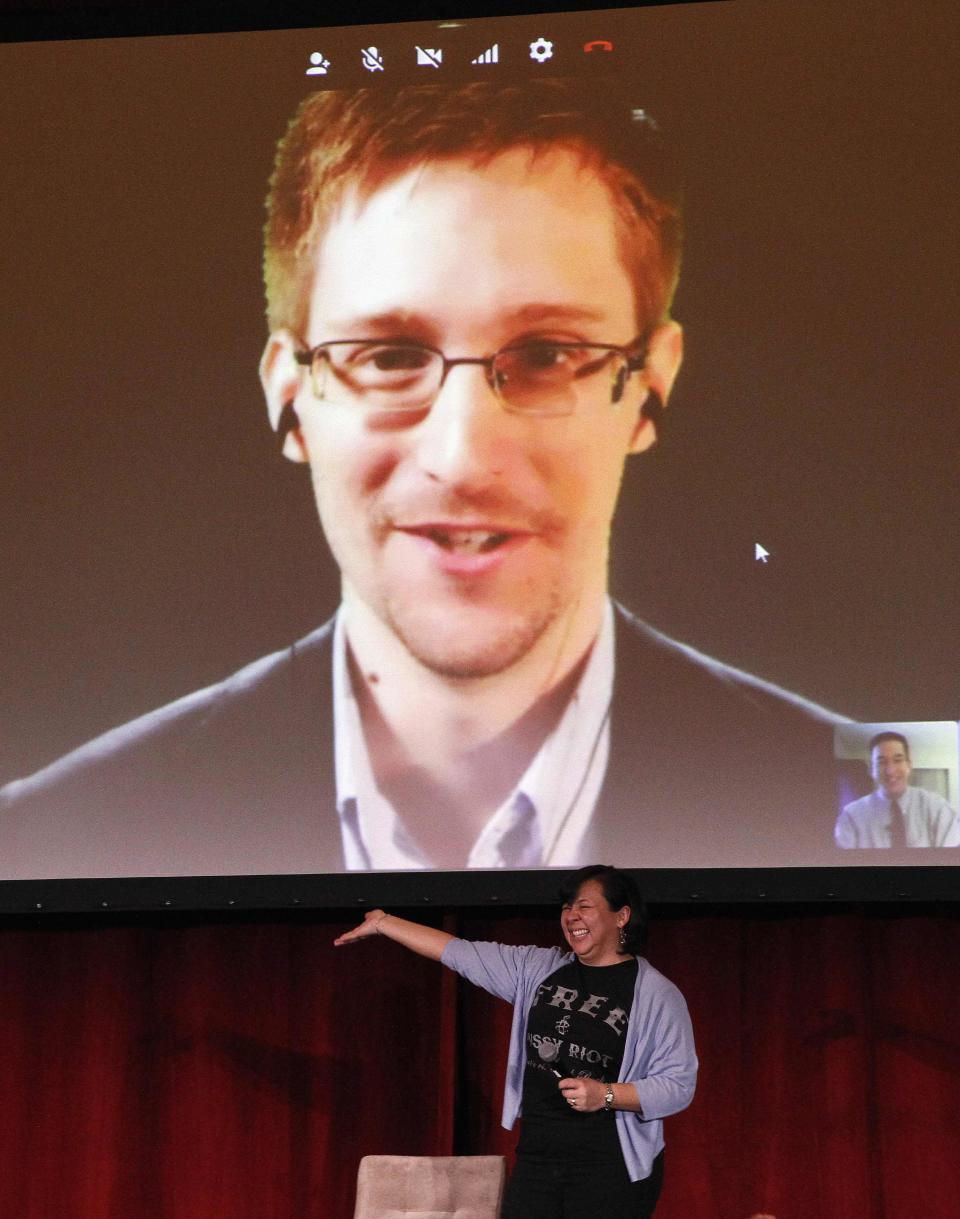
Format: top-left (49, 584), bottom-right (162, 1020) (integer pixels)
top-left (333, 603), bottom-right (614, 869)
top-left (835, 785), bottom-right (960, 848)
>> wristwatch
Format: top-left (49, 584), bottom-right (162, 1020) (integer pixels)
top-left (603, 1084), bottom-right (615, 1112)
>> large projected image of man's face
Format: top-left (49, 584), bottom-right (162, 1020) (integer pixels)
top-left (263, 147), bottom-right (681, 680)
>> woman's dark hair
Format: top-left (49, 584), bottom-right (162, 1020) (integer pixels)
top-left (558, 864), bottom-right (648, 954)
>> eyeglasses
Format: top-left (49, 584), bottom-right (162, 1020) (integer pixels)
top-left (293, 338), bottom-right (647, 418)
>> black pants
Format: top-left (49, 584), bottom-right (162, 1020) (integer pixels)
top-left (500, 1148), bottom-right (664, 1219)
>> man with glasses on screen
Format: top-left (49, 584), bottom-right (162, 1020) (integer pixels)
top-left (0, 80), bottom-right (839, 878)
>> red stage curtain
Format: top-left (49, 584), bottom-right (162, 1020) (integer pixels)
top-left (0, 906), bottom-right (958, 1219)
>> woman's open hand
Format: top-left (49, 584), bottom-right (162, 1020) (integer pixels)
top-left (333, 909), bottom-right (389, 946)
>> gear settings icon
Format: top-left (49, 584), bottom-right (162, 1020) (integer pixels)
top-left (528, 37), bottom-right (554, 63)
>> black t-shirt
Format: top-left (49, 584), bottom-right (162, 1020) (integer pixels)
top-left (518, 956), bottom-right (638, 1161)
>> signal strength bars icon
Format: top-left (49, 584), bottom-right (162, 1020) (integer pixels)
top-left (472, 43), bottom-right (499, 65)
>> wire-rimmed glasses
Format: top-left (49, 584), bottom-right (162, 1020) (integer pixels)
top-left (293, 338), bottom-right (647, 418)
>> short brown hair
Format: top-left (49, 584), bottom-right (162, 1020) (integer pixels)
top-left (870, 731), bottom-right (910, 759)
top-left (263, 79), bottom-right (683, 338)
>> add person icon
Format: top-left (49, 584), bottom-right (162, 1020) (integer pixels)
top-left (306, 52), bottom-right (330, 76)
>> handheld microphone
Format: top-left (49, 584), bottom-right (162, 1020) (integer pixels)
top-left (537, 1040), bottom-right (564, 1078)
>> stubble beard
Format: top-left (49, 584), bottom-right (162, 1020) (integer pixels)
top-left (380, 586), bottom-right (566, 681)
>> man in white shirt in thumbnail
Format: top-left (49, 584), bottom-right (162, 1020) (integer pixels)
top-left (835, 731), bottom-right (960, 848)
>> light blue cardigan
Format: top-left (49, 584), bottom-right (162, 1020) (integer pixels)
top-left (441, 938), bottom-right (698, 1182)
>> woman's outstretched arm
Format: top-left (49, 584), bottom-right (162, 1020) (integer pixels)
top-left (333, 909), bottom-right (453, 961)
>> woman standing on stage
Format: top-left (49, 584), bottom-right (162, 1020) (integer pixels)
top-left (334, 864), bottom-right (696, 1219)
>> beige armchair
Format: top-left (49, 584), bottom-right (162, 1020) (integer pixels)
top-left (353, 1154), bottom-right (506, 1219)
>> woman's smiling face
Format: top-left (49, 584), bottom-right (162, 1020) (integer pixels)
top-left (561, 878), bottom-right (630, 965)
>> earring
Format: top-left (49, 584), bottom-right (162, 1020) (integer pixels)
top-left (617, 926), bottom-right (626, 951)
top-left (640, 389), bottom-right (665, 427)
top-left (277, 400), bottom-right (299, 440)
